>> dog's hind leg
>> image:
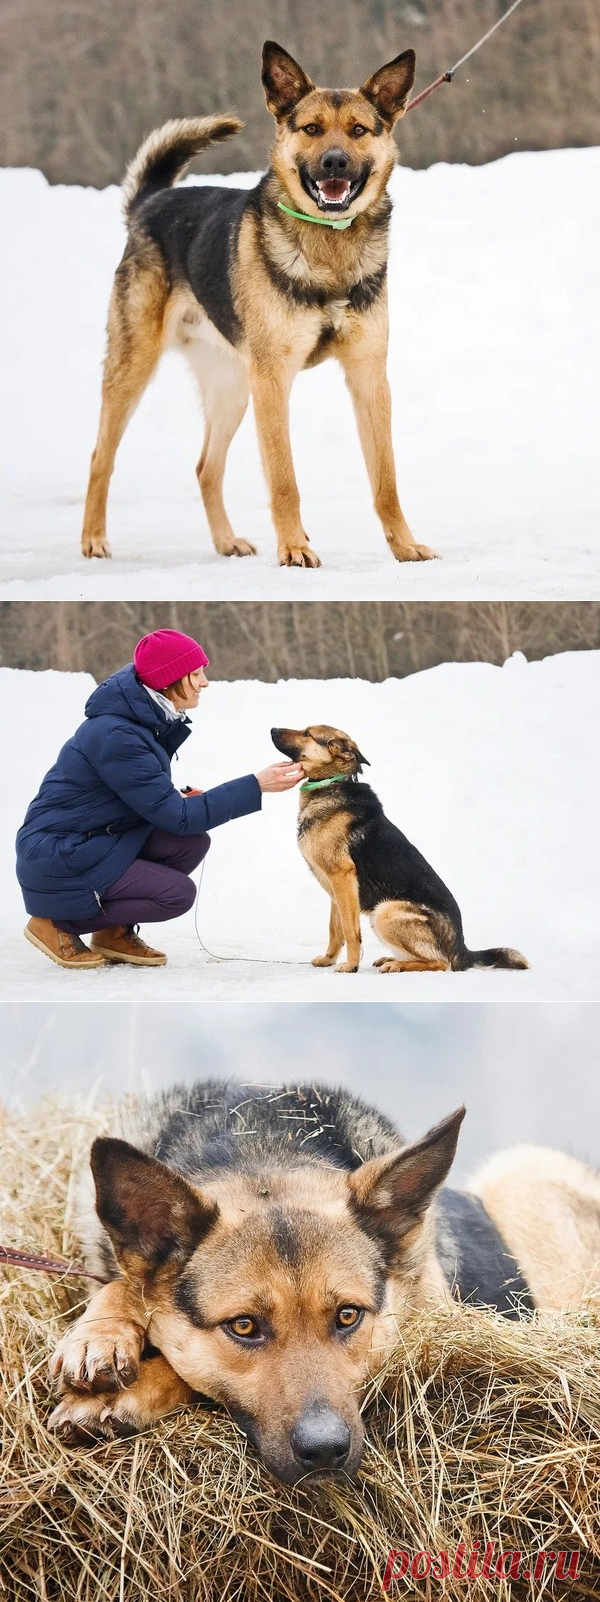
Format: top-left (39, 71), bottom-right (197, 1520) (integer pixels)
top-left (81, 251), bottom-right (167, 558)
top-left (338, 327), bottom-right (437, 564)
top-left (312, 898), bottom-right (344, 968)
top-left (371, 901), bottom-right (450, 974)
top-left (48, 1354), bottom-right (193, 1444)
top-left (192, 346), bottom-right (256, 556)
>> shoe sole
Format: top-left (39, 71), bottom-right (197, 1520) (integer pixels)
top-left (24, 927), bottom-right (107, 970)
top-left (90, 946), bottom-right (167, 967)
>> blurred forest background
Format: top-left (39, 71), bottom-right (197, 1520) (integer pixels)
top-left (1, 0), bottom-right (599, 187)
top-left (1, 602), bottom-right (598, 681)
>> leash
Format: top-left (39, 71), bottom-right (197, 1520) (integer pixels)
top-left (406, 0), bottom-right (530, 113)
top-left (277, 0), bottom-right (530, 230)
top-left (0, 1243), bottom-right (106, 1283)
top-left (193, 855), bottom-right (309, 966)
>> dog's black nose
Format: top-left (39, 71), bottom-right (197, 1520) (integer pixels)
top-left (291, 1406), bottom-right (351, 1472)
top-left (320, 147), bottom-right (349, 178)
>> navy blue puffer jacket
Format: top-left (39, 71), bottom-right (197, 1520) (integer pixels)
top-left (16, 664), bottom-right (262, 922)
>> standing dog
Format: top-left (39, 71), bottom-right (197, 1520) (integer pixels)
top-left (48, 1080), bottom-right (599, 1482)
top-left (271, 724), bottom-right (529, 974)
top-left (82, 42), bottom-right (435, 568)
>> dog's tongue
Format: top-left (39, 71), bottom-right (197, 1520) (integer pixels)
top-left (320, 179), bottom-right (349, 203)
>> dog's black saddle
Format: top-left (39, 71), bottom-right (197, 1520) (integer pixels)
top-left (436, 1188), bottom-right (535, 1319)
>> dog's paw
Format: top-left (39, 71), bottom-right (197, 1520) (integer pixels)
top-left (49, 1320), bottom-right (143, 1394)
top-left (48, 1389), bottom-right (141, 1445)
top-left (393, 542), bottom-right (438, 562)
top-left (219, 537), bottom-right (257, 557)
top-left (312, 954), bottom-right (336, 967)
top-left (376, 959), bottom-right (405, 973)
top-left (82, 533), bottom-right (112, 559)
top-left (335, 960), bottom-right (360, 973)
top-left (279, 545), bottom-right (322, 569)
top-left (372, 957), bottom-right (389, 967)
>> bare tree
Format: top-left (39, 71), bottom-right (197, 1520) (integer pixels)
top-left (1, 602), bottom-right (598, 683)
top-left (1, 0), bottom-right (599, 186)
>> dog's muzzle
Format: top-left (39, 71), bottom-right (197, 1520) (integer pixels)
top-left (299, 155), bottom-right (370, 213)
top-left (271, 726), bottom-right (297, 759)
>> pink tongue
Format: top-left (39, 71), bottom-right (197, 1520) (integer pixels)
top-left (321, 180), bottom-right (347, 200)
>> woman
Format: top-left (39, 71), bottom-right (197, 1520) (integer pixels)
top-left (16, 629), bottom-right (303, 969)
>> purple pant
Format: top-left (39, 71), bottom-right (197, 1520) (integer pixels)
top-left (61, 828), bottom-right (211, 934)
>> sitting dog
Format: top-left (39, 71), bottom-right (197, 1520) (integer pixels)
top-left (48, 1081), bottom-right (599, 1483)
top-left (81, 41), bottom-right (435, 569)
top-left (271, 724), bottom-right (528, 974)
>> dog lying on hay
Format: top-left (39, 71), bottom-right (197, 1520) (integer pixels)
top-left (271, 723), bottom-right (528, 974)
top-left (82, 42), bottom-right (435, 569)
top-left (48, 1080), bottom-right (599, 1484)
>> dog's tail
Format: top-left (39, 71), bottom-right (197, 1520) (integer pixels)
top-left (456, 946), bottom-right (530, 971)
top-left (122, 116), bottom-right (243, 222)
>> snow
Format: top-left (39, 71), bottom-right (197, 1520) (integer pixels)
top-left (2, 650), bottom-right (598, 1000)
top-left (1, 148), bottom-right (598, 599)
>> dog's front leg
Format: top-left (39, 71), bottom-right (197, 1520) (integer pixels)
top-left (329, 868), bottom-right (362, 973)
top-left (312, 897), bottom-right (344, 968)
top-left (250, 364), bottom-right (321, 568)
top-left (48, 1353), bottom-right (194, 1444)
top-left (339, 329), bottom-right (437, 563)
top-left (49, 1278), bottom-right (148, 1395)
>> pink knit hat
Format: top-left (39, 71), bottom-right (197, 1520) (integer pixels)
top-left (134, 629), bottom-right (210, 690)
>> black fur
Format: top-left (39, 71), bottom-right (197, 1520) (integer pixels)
top-left (108, 1080), bottom-right (534, 1317)
top-left (298, 778), bottom-right (527, 971)
top-left (436, 1190), bottom-right (535, 1318)
top-left (133, 186), bottom-right (249, 347)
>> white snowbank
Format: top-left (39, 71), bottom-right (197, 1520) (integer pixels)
top-left (1, 148), bottom-right (598, 598)
top-left (2, 652), bottom-right (598, 999)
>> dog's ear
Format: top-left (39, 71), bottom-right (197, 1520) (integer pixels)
top-left (91, 1137), bottom-right (218, 1274)
top-left (348, 1108), bottom-right (465, 1250)
top-left (360, 49), bottom-right (416, 124)
top-left (262, 41), bottom-right (315, 119)
top-left (329, 737), bottom-right (370, 773)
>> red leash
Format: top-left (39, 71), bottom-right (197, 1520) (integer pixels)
top-left (0, 1244), bottom-right (106, 1283)
top-left (406, 0), bottom-right (529, 116)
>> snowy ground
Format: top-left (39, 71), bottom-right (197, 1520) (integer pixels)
top-left (1, 651), bottom-right (598, 1001)
top-left (1, 148), bottom-right (598, 600)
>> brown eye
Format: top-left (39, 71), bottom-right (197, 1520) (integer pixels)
top-left (352, 124), bottom-right (367, 137)
top-left (225, 1315), bottom-right (261, 1341)
top-left (335, 1306), bottom-right (363, 1332)
top-left (303, 123), bottom-right (319, 136)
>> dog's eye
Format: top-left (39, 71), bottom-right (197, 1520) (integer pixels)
top-left (224, 1315), bottom-right (261, 1342)
top-left (303, 123), bottom-right (320, 137)
top-left (352, 124), bottom-right (367, 137)
top-left (335, 1306), bottom-right (364, 1332)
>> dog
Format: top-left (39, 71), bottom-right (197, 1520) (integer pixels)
top-left (271, 724), bottom-right (529, 974)
top-left (47, 1079), bottom-right (600, 1482)
top-left (82, 41), bottom-right (436, 569)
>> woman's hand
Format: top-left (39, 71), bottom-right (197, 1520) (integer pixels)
top-left (256, 762), bottom-right (304, 793)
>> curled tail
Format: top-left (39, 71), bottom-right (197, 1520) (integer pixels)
top-left (122, 115), bottom-right (243, 222)
top-left (457, 946), bottom-right (529, 971)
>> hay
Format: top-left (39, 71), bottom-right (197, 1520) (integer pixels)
top-left (1, 1098), bottom-right (599, 1602)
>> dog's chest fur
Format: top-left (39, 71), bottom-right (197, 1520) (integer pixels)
top-left (298, 796), bottom-right (358, 885)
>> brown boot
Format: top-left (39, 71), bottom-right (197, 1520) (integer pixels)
top-left (25, 918), bottom-right (107, 970)
top-left (90, 925), bottom-right (167, 967)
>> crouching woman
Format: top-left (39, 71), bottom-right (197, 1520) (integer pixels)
top-left (16, 629), bottom-right (302, 970)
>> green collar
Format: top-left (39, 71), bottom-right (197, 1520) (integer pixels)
top-left (300, 774), bottom-right (349, 792)
top-left (277, 200), bottom-right (354, 232)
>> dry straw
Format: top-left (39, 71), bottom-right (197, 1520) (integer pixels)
top-left (1, 1099), bottom-right (599, 1601)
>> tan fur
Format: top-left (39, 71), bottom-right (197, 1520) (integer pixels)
top-left (49, 1121), bottom-right (600, 1469)
top-left (81, 55), bottom-right (437, 565)
top-left (470, 1146), bottom-right (600, 1312)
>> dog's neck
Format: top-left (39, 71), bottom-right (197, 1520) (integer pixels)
top-left (259, 170), bottom-right (391, 282)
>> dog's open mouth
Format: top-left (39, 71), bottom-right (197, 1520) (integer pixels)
top-left (299, 168), bottom-right (369, 213)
